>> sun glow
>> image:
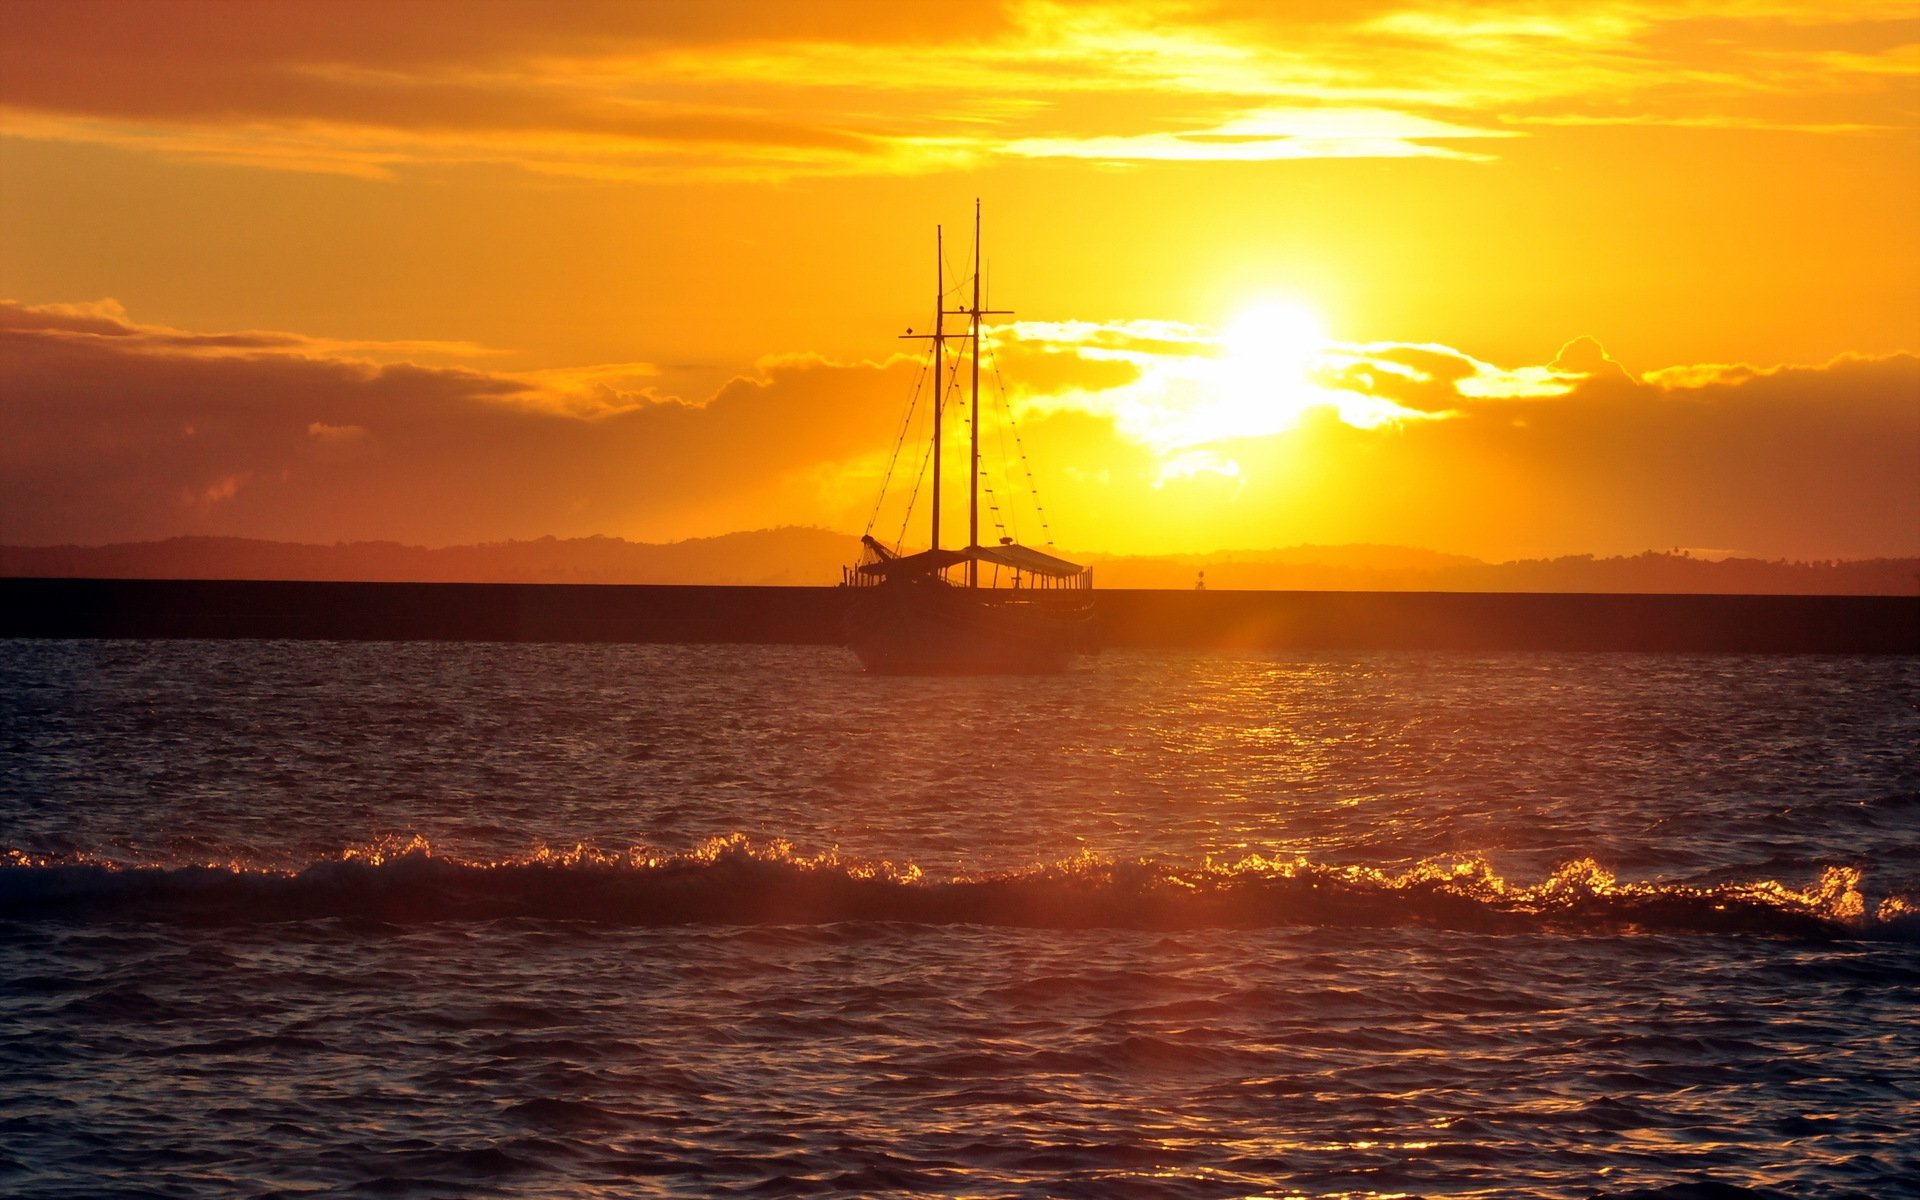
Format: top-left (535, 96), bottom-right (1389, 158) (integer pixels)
top-left (1203, 299), bottom-right (1337, 435)
top-left (1000, 302), bottom-right (1409, 466)
top-left (1222, 301), bottom-right (1331, 384)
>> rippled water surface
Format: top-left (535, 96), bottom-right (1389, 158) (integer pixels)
top-left (3, 640), bottom-right (1917, 1197)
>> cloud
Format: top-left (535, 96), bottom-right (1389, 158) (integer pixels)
top-left (1549, 335), bottom-right (1635, 384)
top-left (2, 0), bottom-right (1904, 180)
top-left (4, 299), bottom-right (497, 360)
top-left (1002, 106), bottom-right (1516, 163)
top-left (3, 299), bottom-right (1913, 560)
top-left (988, 320), bottom-right (1557, 442)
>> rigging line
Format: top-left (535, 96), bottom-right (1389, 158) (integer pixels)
top-left (983, 331), bottom-right (1020, 545)
top-left (982, 477), bottom-right (1008, 543)
top-left (952, 225), bottom-right (979, 302)
top-left (866, 344), bottom-right (933, 540)
top-left (943, 245), bottom-right (968, 307)
top-left (893, 383), bottom-right (937, 552)
top-left (865, 342), bottom-right (935, 539)
top-left (987, 338), bottom-right (1056, 545)
top-left (940, 337), bottom-right (967, 427)
top-left (973, 345), bottom-right (1012, 544)
top-left (978, 412), bottom-right (1009, 544)
top-left (892, 336), bottom-right (967, 551)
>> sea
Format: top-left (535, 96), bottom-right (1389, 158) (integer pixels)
top-left (2, 640), bottom-right (1916, 1199)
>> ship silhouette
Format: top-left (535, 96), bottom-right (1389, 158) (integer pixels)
top-left (843, 203), bottom-right (1092, 673)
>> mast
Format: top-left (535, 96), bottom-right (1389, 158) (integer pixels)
top-left (931, 225), bottom-right (943, 554)
top-left (961, 201), bottom-right (1012, 585)
top-left (968, 202), bottom-right (981, 587)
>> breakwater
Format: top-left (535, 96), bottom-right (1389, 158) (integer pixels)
top-left (3, 578), bottom-right (1913, 653)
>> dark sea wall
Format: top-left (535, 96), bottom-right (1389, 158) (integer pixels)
top-left (2, 578), bottom-right (1914, 654)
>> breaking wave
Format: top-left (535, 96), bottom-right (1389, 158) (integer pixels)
top-left (4, 836), bottom-right (1915, 940)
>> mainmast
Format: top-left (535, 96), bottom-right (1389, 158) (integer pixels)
top-left (968, 205), bottom-right (980, 586)
top-left (931, 226), bottom-right (943, 554)
top-left (965, 200), bottom-right (1010, 588)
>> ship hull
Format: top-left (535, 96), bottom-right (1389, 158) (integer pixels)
top-left (846, 585), bottom-right (1091, 675)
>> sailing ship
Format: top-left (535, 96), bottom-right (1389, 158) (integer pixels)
top-left (843, 203), bottom-right (1093, 674)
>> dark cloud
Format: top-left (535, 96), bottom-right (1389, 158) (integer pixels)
top-left (0, 300), bottom-right (913, 545)
top-left (1220, 349), bottom-right (1919, 558)
top-left (1461, 352), bottom-right (1920, 558)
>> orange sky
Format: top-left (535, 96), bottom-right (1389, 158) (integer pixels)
top-left (2, 0), bottom-right (1916, 560)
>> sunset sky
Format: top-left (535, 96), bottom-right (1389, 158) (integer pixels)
top-left (3, 0), bottom-right (1916, 561)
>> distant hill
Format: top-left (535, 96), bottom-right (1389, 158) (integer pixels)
top-left (2, 532), bottom-right (1915, 594)
top-left (1083, 548), bottom-right (1920, 595)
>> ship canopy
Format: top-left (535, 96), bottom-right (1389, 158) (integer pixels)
top-left (970, 542), bottom-right (1084, 577)
top-left (855, 534), bottom-right (1086, 583)
top-left (856, 546), bottom-right (968, 579)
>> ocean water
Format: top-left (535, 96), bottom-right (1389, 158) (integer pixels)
top-left (2, 640), bottom-right (1916, 1198)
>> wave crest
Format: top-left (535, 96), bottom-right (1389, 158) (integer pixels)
top-left (2, 838), bottom-right (1911, 940)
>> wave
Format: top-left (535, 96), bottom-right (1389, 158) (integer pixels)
top-left (3, 837), bottom-right (1915, 940)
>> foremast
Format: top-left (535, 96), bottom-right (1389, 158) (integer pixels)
top-left (898, 228), bottom-right (947, 556)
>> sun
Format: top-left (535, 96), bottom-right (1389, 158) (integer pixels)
top-left (1202, 300), bottom-right (1333, 438)
top-left (1221, 300), bottom-right (1330, 382)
